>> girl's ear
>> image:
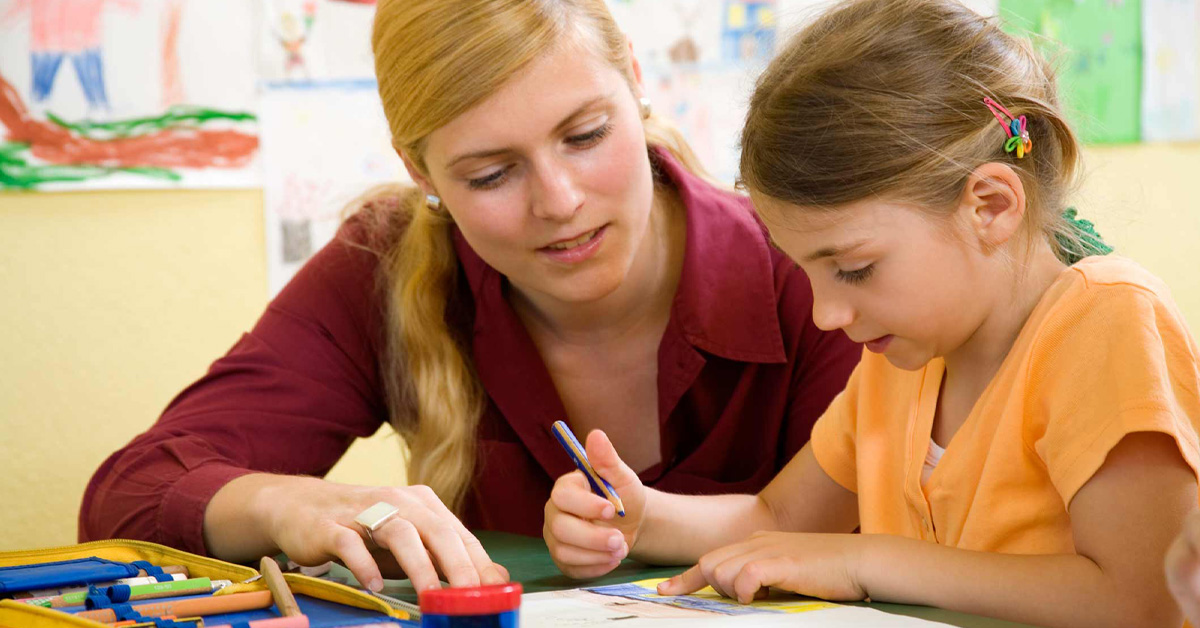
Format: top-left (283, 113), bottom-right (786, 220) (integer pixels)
top-left (958, 162), bottom-right (1027, 248)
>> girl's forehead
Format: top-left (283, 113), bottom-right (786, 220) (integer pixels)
top-left (753, 193), bottom-right (878, 234)
top-left (754, 195), bottom-right (940, 259)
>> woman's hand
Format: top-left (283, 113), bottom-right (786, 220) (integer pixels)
top-left (208, 474), bottom-right (508, 593)
top-left (656, 531), bottom-right (868, 604)
top-left (543, 429), bottom-right (648, 579)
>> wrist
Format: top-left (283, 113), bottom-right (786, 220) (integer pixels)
top-left (853, 533), bottom-right (885, 600)
top-left (628, 487), bottom-right (659, 560)
top-left (254, 474), bottom-right (322, 543)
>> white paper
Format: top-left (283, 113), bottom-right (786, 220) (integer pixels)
top-left (521, 588), bottom-right (955, 627)
top-left (260, 79), bottom-right (406, 295)
top-left (609, 0), bottom-right (784, 183)
top-left (258, 0), bottom-right (376, 83)
top-left (1141, 0), bottom-right (1200, 141)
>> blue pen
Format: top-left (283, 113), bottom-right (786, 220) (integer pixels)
top-left (550, 420), bottom-right (626, 517)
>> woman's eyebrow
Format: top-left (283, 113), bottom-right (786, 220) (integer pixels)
top-left (445, 93), bottom-right (614, 169)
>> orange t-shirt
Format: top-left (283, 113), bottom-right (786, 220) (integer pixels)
top-left (811, 256), bottom-right (1200, 553)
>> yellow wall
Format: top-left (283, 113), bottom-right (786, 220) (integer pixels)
top-left (0, 189), bottom-right (405, 551)
top-left (1, 143), bottom-right (1198, 551)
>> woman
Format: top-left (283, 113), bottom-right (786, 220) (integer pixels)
top-left (79, 0), bottom-right (860, 595)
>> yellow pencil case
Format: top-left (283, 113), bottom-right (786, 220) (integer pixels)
top-left (0, 539), bottom-right (409, 627)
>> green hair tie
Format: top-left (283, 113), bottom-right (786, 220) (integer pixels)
top-left (1056, 207), bottom-right (1113, 265)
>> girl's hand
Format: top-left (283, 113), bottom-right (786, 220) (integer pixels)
top-left (258, 477), bottom-right (508, 593)
top-left (543, 429), bottom-right (647, 579)
top-left (1166, 510), bottom-right (1200, 624)
top-left (656, 531), bottom-right (868, 604)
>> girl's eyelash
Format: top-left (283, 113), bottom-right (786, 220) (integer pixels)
top-left (836, 264), bottom-right (875, 285)
top-left (466, 123), bottom-right (612, 191)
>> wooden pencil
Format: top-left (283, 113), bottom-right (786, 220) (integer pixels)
top-left (259, 556), bottom-right (303, 617)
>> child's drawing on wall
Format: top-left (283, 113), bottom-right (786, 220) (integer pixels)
top-left (721, 0), bottom-right (776, 64)
top-left (274, 1), bottom-right (317, 81)
top-left (1, 0), bottom-right (141, 111)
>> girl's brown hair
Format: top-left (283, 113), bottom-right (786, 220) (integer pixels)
top-left (362, 0), bottom-right (708, 512)
top-left (740, 0), bottom-right (1100, 262)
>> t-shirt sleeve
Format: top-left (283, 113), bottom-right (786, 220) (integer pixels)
top-left (1027, 282), bottom-right (1200, 509)
top-left (809, 352), bottom-right (867, 493)
top-left (78, 219), bottom-right (392, 555)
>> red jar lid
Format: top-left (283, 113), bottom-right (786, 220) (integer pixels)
top-left (419, 583), bottom-right (523, 615)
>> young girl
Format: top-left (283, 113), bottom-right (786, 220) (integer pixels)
top-left (543, 0), bottom-right (1200, 625)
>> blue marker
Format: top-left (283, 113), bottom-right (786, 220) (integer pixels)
top-left (550, 420), bottom-right (626, 517)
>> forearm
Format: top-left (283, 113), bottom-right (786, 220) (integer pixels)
top-left (203, 473), bottom-right (313, 562)
top-left (859, 535), bottom-right (1181, 628)
top-left (631, 490), bottom-right (779, 566)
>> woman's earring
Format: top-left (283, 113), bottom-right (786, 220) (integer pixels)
top-left (639, 96), bottom-right (652, 120)
top-left (426, 194), bottom-right (441, 211)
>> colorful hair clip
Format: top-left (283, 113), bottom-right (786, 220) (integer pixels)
top-left (982, 97), bottom-right (1032, 159)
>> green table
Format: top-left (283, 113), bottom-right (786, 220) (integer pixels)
top-left (348, 531), bottom-right (1035, 627)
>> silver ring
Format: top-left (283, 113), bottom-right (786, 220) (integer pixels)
top-left (353, 501), bottom-right (401, 545)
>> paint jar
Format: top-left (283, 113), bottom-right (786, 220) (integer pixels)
top-left (419, 583), bottom-right (521, 628)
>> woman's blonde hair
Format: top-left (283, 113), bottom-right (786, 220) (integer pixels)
top-left (740, 0), bottom-right (1102, 262)
top-left (362, 0), bottom-right (708, 511)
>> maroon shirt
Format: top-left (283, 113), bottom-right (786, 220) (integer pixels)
top-left (79, 149), bottom-right (860, 555)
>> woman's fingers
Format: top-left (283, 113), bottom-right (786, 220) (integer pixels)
top-left (272, 482), bottom-right (504, 591)
top-left (408, 508), bottom-right (482, 589)
top-left (411, 486), bottom-right (508, 585)
top-left (370, 512), bottom-right (443, 592)
top-left (324, 523), bottom-right (385, 592)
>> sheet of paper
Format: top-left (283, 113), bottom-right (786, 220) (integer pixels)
top-left (519, 578), bottom-right (954, 627)
top-left (260, 79), bottom-right (405, 295)
top-left (258, 0), bottom-right (377, 83)
top-left (607, 0), bottom-right (784, 183)
top-left (588, 578), bottom-right (840, 615)
top-left (0, 0), bottom-right (259, 190)
top-left (1141, 0), bottom-right (1200, 141)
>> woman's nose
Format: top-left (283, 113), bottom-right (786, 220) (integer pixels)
top-left (530, 158), bottom-right (584, 222)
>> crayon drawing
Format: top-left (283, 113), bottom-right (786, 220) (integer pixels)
top-left (0, 0), bottom-right (259, 190)
top-left (1, 0), bottom-right (140, 111)
top-left (607, 0), bottom-right (771, 182)
top-left (259, 0), bottom-right (378, 85)
top-left (721, 0), bottom-right (777, 63)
